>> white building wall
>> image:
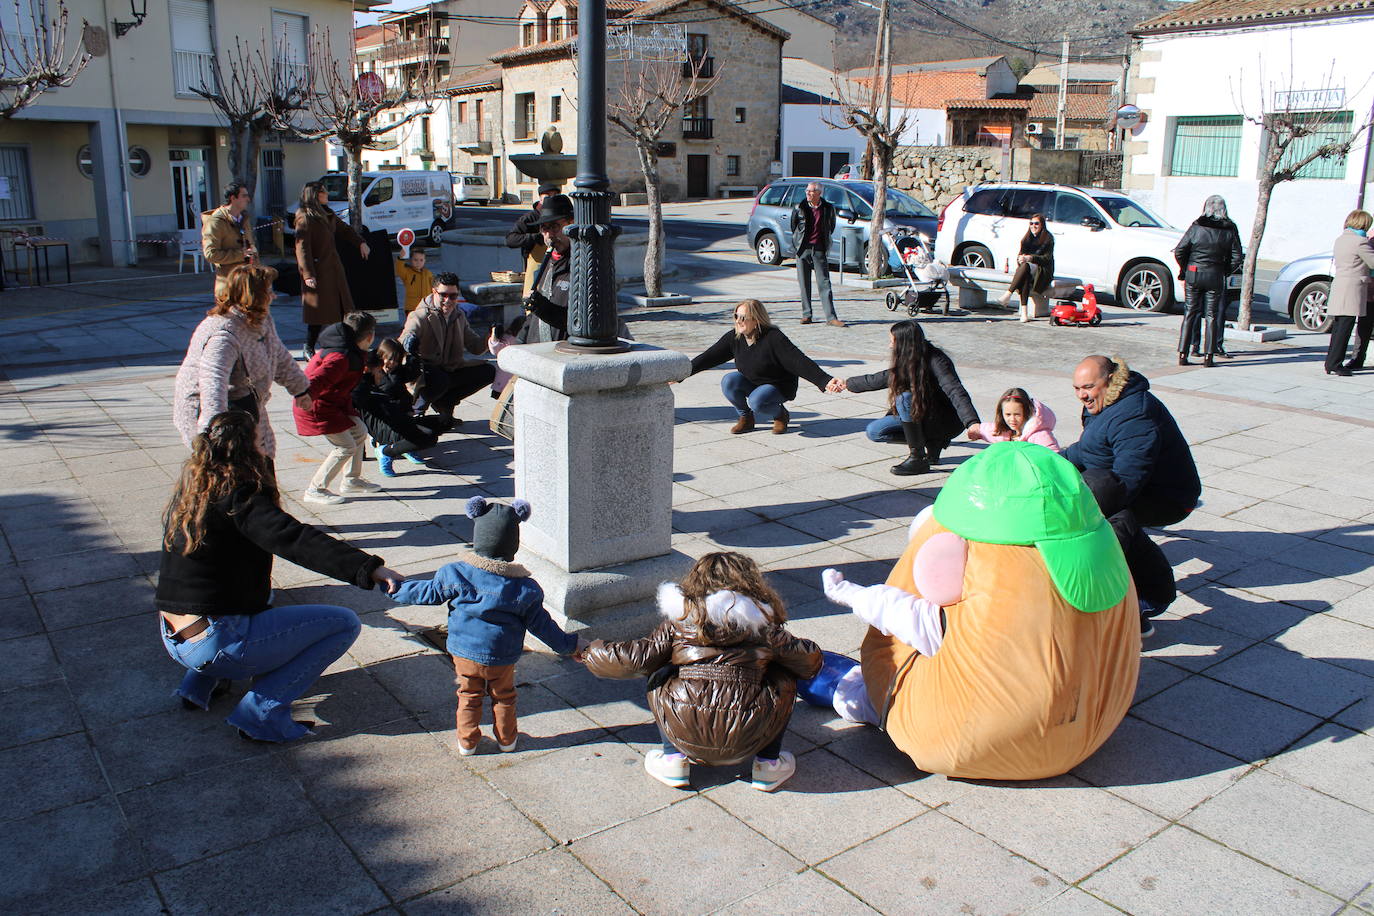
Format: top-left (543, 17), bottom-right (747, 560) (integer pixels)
top-left (1128, 16), bottom-right (1374, 262)
top-left (782, 104), bottom-right (939, 176)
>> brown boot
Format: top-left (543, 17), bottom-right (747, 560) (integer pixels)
top-left (730, 411), bottom-right (755, 434)
top-left (772, 406), bottom-right (790, 435)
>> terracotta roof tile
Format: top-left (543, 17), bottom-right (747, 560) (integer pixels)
top-left (854, 71), bottom-right (986, 108)
top-left (944, 97), bottom-right (1032, 109)
top-left (1028, 92), bottom-right (1114, 120)
top-left (1135, 0), bottom-right (1374, 33)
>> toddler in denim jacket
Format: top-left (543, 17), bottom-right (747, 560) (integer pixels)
top-left (392, 497), bottom-right (585, 754)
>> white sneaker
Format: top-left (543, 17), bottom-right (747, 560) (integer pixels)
top-left (341, 477), bottom-right (382, 494)
top-left (303, 487), bottom-right (345, 505)
top-left (644, 749), bottom-right (691, 789)
top-left (498, 738), bottom-right (518, 753)
top-left (751, 751), bottom-right (796, 792)
top-left (457, 742), bottom-right (478, 757)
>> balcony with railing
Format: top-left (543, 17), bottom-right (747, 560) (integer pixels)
top-left (453, 120), bottom-right (493, 152)
top-left (681, 117), bottom-right (713, 139)
top-left (173, 50), bottom-right (216, 97)
top-left (381, 36), bottom-right (449, 63)
top-left (682, 55), bottom-right (714, 79)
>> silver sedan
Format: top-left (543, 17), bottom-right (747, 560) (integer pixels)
top-left (1268, 251), bottom-right (1336, 332)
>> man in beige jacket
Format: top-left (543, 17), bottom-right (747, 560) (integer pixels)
top-left (202, 182), bottom-right (257, 298)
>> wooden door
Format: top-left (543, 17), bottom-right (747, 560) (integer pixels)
top-left (686, 155), bottom-right (709, 198)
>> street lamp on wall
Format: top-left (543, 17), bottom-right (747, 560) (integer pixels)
top-left (113, 0), bottom-right (148, 38)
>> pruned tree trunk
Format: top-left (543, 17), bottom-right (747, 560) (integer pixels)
top-left (639, 143), bottom-right (665, 298)
top-left (867, 148), bottom-right (889, 280)
top-left (346, 145), bottom-right (365, 232)
top-left (1238, 157), bottom-right (1278, 331)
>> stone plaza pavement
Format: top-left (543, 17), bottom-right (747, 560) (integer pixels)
top-left (1, 259), bottom-right (1373, 915)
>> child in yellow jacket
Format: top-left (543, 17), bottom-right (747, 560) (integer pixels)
top-left (395, 248), bottom-right (434, 317)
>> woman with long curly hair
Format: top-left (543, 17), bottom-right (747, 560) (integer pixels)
top-left (582, 551), bottom-right (821, 792)
top-left (172, 263), bottom-right (310, 462)
top-left (835, 320), bottom-right (981, 475)
top-left (156, 410), bottom-right (403, 742)
top-left (295, 180), bottom-right (370, 357)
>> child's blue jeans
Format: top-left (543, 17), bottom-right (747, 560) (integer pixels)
top-left (865, 390), bottom-right (914, 442)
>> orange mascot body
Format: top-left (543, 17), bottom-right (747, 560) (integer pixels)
top-left (861, 442), bottom-right (1141, 780)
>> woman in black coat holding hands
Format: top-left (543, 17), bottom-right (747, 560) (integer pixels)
top-left (156, 410), bottom-right (403, 742)
top-left (689, 299), bottom-right (836, 435)
top-left (1174, 195), bottom-right (1243, 367)
top-left (834, 320), bottom-right (980, 475)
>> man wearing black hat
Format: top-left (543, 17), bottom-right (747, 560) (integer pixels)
top-left (520, 194), bottom-right (575, 343)
top-left (506, 183), bottom-right (562, 296)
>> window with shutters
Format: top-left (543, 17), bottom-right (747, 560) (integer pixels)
top-left (0, 146), bottom-right (35, 220)
top-left (272, 11), bottom-right (309, 91)
top-left (1275, 110), bottom-right (1355, 180)
top-left (1167, 115), bottom-right (1242, 177)
top-left (171, 0), bottom-right (216, 97)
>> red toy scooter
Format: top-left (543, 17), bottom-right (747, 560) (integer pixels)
top-left (1050, 283), bottom-right (1102, 327)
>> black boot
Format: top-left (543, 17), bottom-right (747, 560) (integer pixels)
top-left (891, 422), bottom-right (930, 476)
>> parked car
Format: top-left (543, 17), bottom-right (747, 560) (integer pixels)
top-left (1267, 251), bottom-right (1337, 332)
top-left (747, 178), bottom-right (939, 272)
top-left (452, 174), bottom-right (492, 206)
top-left (934, 182), bottom-right (1186, 312)
top-left (288, 171), bottom-right (454, 242)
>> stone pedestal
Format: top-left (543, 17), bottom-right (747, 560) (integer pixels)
top-left (497, 341), bottom-right (693, 621)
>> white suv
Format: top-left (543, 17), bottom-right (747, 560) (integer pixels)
top-left (934, 182), bottom-right (1186, 312)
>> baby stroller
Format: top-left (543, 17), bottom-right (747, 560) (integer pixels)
top-left (882, 229), bottom-right (950, 317)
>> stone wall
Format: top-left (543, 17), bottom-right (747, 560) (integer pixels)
top-left (889, 146), bottom-right (1003, 210)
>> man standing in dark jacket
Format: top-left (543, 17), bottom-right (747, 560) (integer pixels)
top-left (788, 182), bottom-right (844, 327)
top-left (1062, 355), bottom-right (1201, 632)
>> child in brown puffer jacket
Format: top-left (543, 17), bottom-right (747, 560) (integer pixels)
top-left (582, 552), bottom-right (821, 792)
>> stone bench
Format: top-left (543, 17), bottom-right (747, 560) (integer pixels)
top-left (718, 185), bottom-right (758, 199)
top-left (947, 267), bottom-right (1084, 318)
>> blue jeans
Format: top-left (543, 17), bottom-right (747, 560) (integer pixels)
top-left (721, 372), bottom-right (787, 420)
top-left (160, 604), bottom-right (362, 742)
top-left (864, 391), bottom-right (912, 442)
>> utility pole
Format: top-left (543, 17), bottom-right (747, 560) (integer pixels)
top-left (1055, 34), bottom-right (1068, 151)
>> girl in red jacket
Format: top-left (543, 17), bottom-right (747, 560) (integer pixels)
top-left (294, 312), bottom-right (379, 505)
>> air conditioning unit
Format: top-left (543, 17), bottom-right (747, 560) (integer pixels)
top-left (1025, 122), bottom-right (1044, 135)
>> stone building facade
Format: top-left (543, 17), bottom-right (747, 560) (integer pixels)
top-left (490, 0), bottom-right (787, 202)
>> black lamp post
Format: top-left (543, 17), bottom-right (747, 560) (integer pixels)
top-left (559, 0), bottom-right (628, 353)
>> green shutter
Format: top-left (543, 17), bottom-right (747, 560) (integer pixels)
top-left (1169, 116), bottom-right (1243, 177)
top-left (1280, 111), bottom-right (1354, 181)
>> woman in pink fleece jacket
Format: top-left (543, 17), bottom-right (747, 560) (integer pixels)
top-left (971, 387), bottom-right (1059, 449)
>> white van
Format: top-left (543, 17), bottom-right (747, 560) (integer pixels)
top-left (290, 171), bottom-right (455, 241)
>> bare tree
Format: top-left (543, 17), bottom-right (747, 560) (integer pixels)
top-left (190, 34), bottom-right (311, 201)
top-left (278, 28), bottom-right (434, 231)
top-left (825, 0), bottom-right (913, 280)
top-left (606, 54), bottom-right (721, 297)
top-left (1232, 63), bottom-right (1373, 330)
top-left (0, 0), bottom-right (90, 119)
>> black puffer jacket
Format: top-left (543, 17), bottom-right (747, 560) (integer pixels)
top-left (1174, 216), bottom-right (1243, 289)
top-left (583, 585), bottom-right (821, 767)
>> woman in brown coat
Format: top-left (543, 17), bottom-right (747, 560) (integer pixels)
top-left (1325, 210), bottom-right (1374, 376)
top-left (583, 552), bottom-right (821, 792)
top-left (295, 181), bottom-right (370, 357)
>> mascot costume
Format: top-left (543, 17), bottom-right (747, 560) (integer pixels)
top-left (806, 441), bottom-right (1140, 780)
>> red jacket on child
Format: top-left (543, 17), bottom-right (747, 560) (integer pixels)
top-left (293, 323), bottom-right (364, 436)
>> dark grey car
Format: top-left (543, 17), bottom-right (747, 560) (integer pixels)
top-left (746, 178), bottom-right (938, 271)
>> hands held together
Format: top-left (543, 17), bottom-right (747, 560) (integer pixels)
top-left (826, 377), bottom-right (849, 394)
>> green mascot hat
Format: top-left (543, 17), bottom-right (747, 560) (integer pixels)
top-left (933, 442), bottom-right (1130, 613)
